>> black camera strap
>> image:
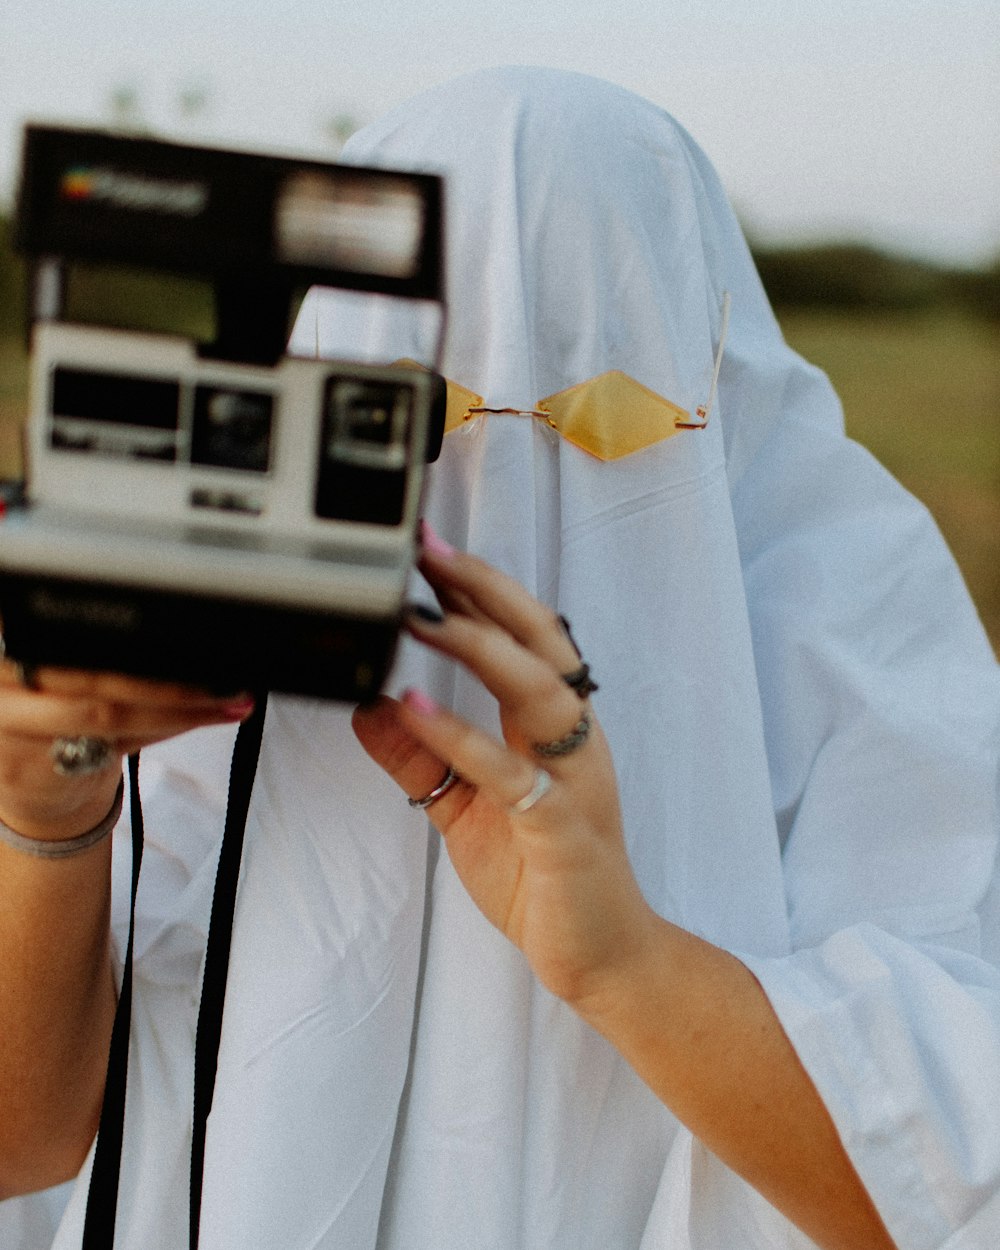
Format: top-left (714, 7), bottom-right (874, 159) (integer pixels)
top-left (81, 697), bottom-right (267, 1249)
top-left (189, 696), bottom-right (266, 1248)
top-left (81, 753), bottom-right (143, 1250)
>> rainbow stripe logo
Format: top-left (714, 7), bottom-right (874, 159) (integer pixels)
top-left (60, 167), bottom-right (97, 200)
top-left (55, 164), bottom-right (208, 216)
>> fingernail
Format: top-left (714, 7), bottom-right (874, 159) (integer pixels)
top-left (406, 602), bottom-right (445, 625)
top-left (221, 695), bottom-right (256, 721)
top-left (419, 519), bottom-right (456, 559)
top-left (558, 615), bottom-right (583, 659)
top-left (403, 688), bottom-right (440, 717)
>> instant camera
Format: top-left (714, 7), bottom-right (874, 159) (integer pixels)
top-left (0, 125), bottom-right (447, 700)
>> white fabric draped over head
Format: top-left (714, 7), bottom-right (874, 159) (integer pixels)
top-left (7, 65), bottom-right (999, 1250)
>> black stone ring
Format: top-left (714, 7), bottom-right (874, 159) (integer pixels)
top-left (561, 662), bottom-right (599, 699)
top-left (557, 616), bottom-right (598, 697)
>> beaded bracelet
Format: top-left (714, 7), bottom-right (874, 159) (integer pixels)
top-left (0, 777), bottom-right (124, 860)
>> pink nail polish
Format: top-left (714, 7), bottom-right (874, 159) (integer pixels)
top-left (403, 688), bottom-right (440, 717)
top-left (419, 519), bottom-right (456, 560)
top-left (221, 696), bottom-right (256, 721)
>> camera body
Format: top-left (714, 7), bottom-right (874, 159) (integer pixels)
top-left (0, 125), bottom-right (447, 700)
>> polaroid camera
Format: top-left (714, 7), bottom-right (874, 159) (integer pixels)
top-left (0, 125), bottom-right (447, 701)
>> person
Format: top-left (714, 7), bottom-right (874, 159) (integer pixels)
top-left (1, 65), bottom-right (999, 1249)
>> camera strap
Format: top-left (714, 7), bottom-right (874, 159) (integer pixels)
top-left (81, 698), bottom-right (267, 1250)
top-left (190, 696), bottom-right (267, 1249)
top-left (81, 753), bottom-right (143, 1250)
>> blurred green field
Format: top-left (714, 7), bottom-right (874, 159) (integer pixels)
top-left (0, 306), bottom-right (997, 652)
top-left (778, 309), bottom-right (1000, 653)
top-left (0, 337), bottom-right (27, 477)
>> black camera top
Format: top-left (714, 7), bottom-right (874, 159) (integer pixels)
top-left (15, 125), bottom-right (445, 366)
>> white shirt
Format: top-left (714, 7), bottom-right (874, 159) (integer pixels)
top-left (5, 66), bottom-right (999, 1250)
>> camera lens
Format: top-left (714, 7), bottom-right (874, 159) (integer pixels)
top-left (321, 379), bottom-right (410, 469)
top-left (314, 375), bottom-right (412, 524)
top-left (341, 385), bottom-right (396, 446)
top-left (191, 385), bottom-right (273, 473)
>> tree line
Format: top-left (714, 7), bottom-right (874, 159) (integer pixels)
top-left (750, 241), bottom-right (999, 319)
top-left (1, 211), bottom-right (998, 340)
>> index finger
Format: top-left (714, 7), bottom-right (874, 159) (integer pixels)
top-left (0, 662), bottom-right (248, 708)
top-left (418, 522), bottom-right (583, 675)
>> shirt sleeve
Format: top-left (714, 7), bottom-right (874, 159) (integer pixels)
top-left (733, 401), bottom-right (1000, 1247)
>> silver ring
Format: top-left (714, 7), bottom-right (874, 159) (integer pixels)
top-left (532, 709), bottom-right (593, 758)
top-left (408, 765), bottom-right (461, 810)
top-left (509, 768), bottom-right (552, 814)
top-left (50, 736), bottom-right (116, 777)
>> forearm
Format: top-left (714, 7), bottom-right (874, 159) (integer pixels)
top-left (576, 912), bottom-right (896, 1250)
top-left (0, 805), bottom-right (117, 1198)
top-left (361, 547), bottom-right (897, 1247)
top-left (0, 667), bottom-right (254, 1197)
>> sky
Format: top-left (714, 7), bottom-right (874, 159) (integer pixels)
top-left (1, 0), bottom-right (998, 265)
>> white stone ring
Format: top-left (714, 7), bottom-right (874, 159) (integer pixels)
top-left (509, 768), bottom-right (552, 814)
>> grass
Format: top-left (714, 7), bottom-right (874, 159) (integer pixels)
top-left (0, 335), bottom-right (27, 477)
top-left (1, 306), bottom-right (997, 650)
top-left (777, 309), bottom-right (1000, 652)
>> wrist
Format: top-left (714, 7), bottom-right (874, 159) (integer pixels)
top-left (0, 768), bottom-right (125, 844)
top-left (563, 897), bottom-right (670, 1036)
top-left (0, 778), bottom-right (124, 859)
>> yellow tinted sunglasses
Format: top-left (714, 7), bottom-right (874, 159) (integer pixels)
top-left (405, 294), bottom-right (730, 462)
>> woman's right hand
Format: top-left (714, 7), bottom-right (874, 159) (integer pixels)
top-left (0, 659), bottom-right (255, 1196)
top-left (0, 660), bottom-right (255, 840)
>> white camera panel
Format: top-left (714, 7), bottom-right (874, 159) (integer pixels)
top-left (28, 323), bottom-right (427, 554)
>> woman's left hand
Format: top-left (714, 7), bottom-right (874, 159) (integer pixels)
top-left (352, 525), bottom-right (657, 1012)
top-left (355, 526), bottom-right (898, 1250)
